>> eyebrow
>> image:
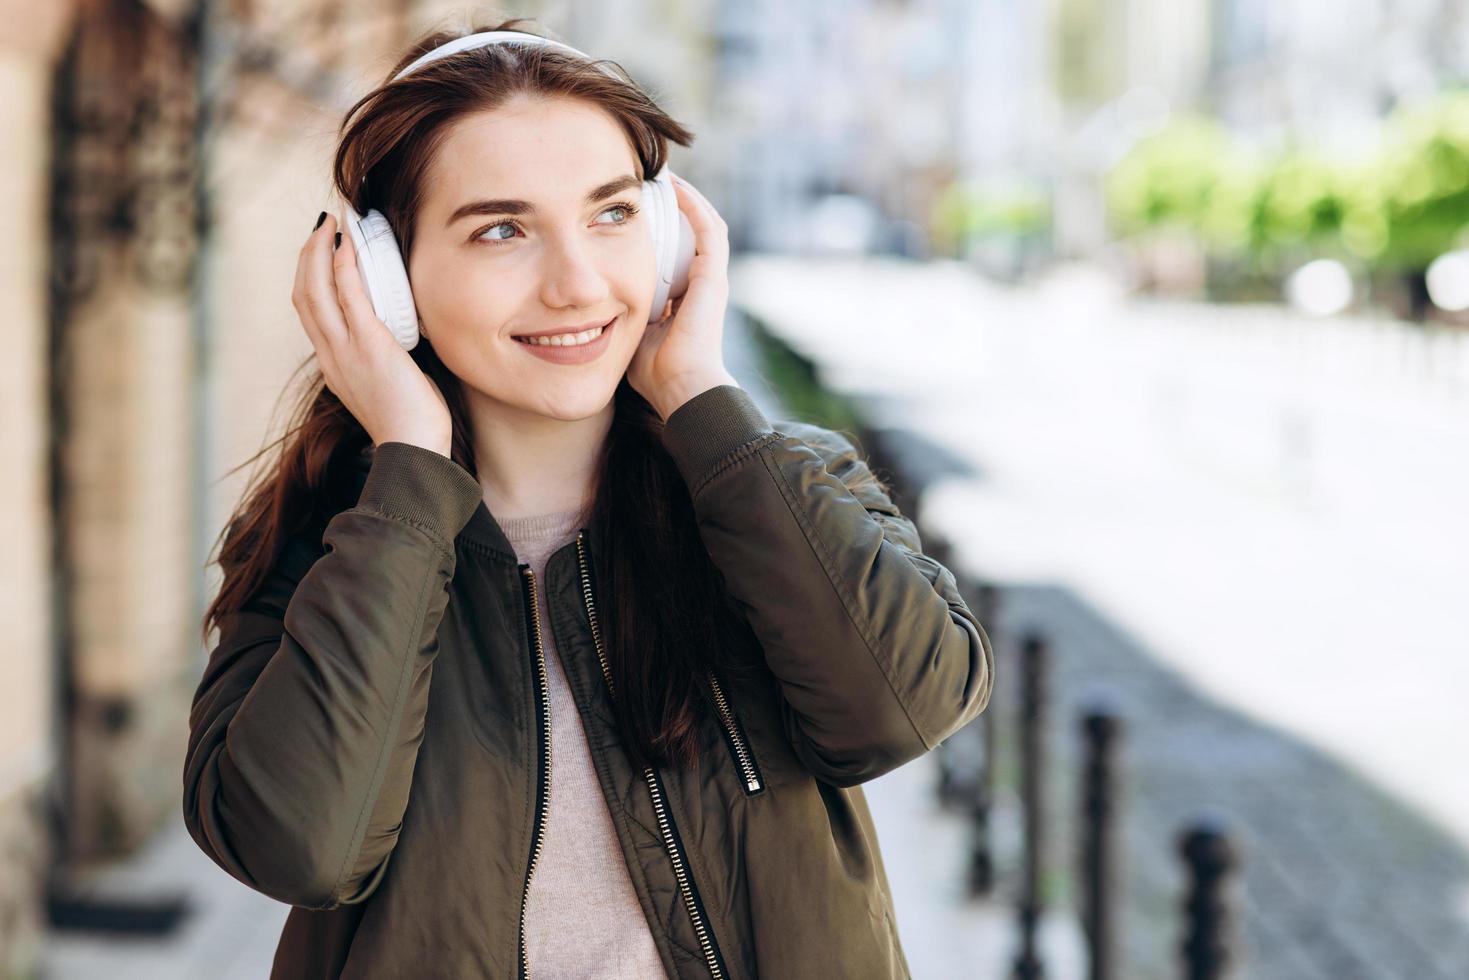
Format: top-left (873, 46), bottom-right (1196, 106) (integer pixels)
top-left (446, 174), bottom-right (643, 227)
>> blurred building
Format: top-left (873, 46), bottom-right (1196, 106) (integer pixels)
top-left (1208, 0), bottom-right (1469, 151)
top-left (1, 3), bottom-right (77, 972)
top-left (709, 0), bottom-right (988, 257)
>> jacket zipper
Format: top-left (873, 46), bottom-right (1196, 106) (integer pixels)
top-left (706, 670), bottom-right (764, 795)
top-left (574, 529), bottom-right (732, 980)
top-left (517, 565), bottom-right (552, 980)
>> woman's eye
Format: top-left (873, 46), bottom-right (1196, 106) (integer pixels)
top-left (473, 203), bottom-right (640, 246)
top-left (478, 221), bottom-right (520, 243)
top-left (597, 202), bottom-right (640, 225)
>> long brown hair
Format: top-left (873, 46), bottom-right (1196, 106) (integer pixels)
top-left (203, 16), bottom-right (761, 773)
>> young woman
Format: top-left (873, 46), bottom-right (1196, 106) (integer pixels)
top-left (182, 18), bottom-right (993, 980)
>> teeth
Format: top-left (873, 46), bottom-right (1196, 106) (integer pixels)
top-left (518, 323), bottom-right (606, 347)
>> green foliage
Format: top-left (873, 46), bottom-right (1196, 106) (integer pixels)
top-left (931, 176), bottom-right (1051, 255)
top-left (1105, 115), bottom-right (1231, 236)
top-left (1196, 148), bottom-right (1270, 256)
top-left (1259, 149), bottom-right (1347, 249)
top-left (1104, 89), bottom-right (1469, 275)
top-left (1374, 91), bottom-right (1469, 268)
top-left (1335, 158), bottom-right (1391, 261)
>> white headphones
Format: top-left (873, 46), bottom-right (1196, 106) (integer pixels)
top-left (344, 30), bottom-right (696, 351)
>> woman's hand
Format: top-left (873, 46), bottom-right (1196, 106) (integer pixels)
top-left (626, 174), bottom-right (740, 422)
top-left (292, 210), bottom-right (453, 456)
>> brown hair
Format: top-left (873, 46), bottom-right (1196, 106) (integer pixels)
top-left (202, 17), bottom-right (760, 773)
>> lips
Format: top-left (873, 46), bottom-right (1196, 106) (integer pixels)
top-left (512, 314), bottom-right (617, 364)
top-left (512, 315), bottom-right (615, 341)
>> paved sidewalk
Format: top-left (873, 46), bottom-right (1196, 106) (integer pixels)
top-left (861, 732), bottom-right (1087, 979)
top-left (43, 811), bottom-right (286, 978)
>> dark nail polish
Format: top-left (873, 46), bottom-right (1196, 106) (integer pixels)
top-left (334, 232), bottom-right (342, 251)
top-left (313, 210), bottom-right (326, 231)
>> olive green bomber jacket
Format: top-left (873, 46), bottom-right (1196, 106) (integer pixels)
top-left (182, 382), bottom-right (994, 979)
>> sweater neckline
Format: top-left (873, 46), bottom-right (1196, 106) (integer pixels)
top-left (497, 505), bottom-right (588, 543)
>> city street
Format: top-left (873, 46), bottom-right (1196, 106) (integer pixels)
top-left (732, 253), bottom-right (1469, 977)
top-left (18, 0), bottom-right (1469, 975)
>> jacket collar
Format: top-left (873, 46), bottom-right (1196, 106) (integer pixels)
top-left (350, 443), bottom-right (596, 563)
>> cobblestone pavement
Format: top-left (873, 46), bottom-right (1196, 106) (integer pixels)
top-left (968, 580), bottom-right (1469, 980)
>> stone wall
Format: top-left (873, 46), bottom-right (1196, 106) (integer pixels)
top-left (0, 0), bottom-right (76, 967)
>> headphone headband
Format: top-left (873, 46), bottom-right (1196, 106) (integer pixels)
top-left (392, 30), bottom-right (606, 82)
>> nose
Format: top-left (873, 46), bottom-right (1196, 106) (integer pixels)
top-left (537, 232), bottom-right (611, 312)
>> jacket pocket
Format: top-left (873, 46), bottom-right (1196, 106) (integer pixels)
top-left (707, 669), bottom-right (766, 796)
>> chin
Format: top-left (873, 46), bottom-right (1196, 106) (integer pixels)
top-left (524, 372), bottom-right (627, 420)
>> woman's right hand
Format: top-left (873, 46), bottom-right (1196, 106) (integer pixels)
top-left (292, 210), bottom-right (453, 457)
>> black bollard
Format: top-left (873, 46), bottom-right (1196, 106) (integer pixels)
top-left (1079, 700), bottom-right (1123, 980)
top-left (965, 582), bottom-right (999, 896)
top-left (964, 751), bottom-right (994, 896)
top-left (936, 735), bottom-right (959, 806)
top-left (939, 721), bottom-right (986, 810)
top-left (931, 539), bottom-right (963, 802)
top-left (1178, 817), bottom-right (1238, 980)
top-left (1010, 630), bottom-right (1048, 980)
top-left (941, 579), bottom-right (996, 809)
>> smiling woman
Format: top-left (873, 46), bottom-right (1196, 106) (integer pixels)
top-left (210, 19), bottom-right (722, 761)
top-left (185, 15), bottom-right (989, 980)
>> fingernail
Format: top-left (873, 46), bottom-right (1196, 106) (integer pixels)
top-left (334, 232), bottom-right (342, 251)
top-left (313, 210), bottom-right (326, 231)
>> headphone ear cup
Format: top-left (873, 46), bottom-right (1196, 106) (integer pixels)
top-left (345, 205), bottom-right (421, 350)
top-left (644, 169), bottom-right (695, 324)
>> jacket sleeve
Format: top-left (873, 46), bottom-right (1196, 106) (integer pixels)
top-left (181, 441), bottom-right (485, 909)
top-left (661, 384), bottom-right (994, 788)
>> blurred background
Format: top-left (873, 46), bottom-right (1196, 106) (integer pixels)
top-left (6, 0), bottom-right (1469, 976)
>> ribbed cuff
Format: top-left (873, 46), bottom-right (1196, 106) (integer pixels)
top-left (355, 441), bottom-right (485, 547)
top-left (660, 384), bottom-right (777, 493)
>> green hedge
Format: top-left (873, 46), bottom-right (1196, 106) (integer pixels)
top-left (1105, 91), bottom-right (1469, 274)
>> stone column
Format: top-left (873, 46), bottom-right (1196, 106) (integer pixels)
top-left (48, 0), bottom-right (201, 866)
top-left (0, 1), bottom-right (79, 972)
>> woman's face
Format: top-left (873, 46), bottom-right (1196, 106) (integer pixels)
top-left (407, 94), bottom-right (655, 421)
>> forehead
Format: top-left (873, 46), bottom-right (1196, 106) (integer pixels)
top-left (422, 95), bottom-right (638, 204)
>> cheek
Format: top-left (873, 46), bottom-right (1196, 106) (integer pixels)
top-left (414, 259), bottom-right (519, 342)
top-left (620, 318), bottom-right (649, 352)
top-left (616, 233), bottom-right (659, 317)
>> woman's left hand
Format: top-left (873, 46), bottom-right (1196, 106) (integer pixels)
top-left (626, 173), bottom-right (740, 421)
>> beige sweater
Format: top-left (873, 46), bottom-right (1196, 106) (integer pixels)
top-left (502, 506), bottom-right (670, 980)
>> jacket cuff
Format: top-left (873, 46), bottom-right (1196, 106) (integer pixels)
top-left (660, 384), bottom-right (778, 493)
top-left (355, 441), bottom-right (484, 547)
